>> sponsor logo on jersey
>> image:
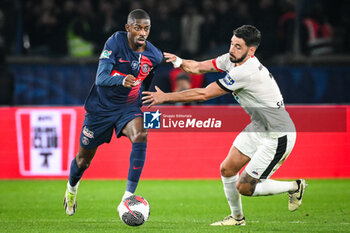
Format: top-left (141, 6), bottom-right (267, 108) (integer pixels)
top-left (143, 110), bottom-right (161, 129)
top-left (100, 50), bottom-right (112, 59)
top-left (131, 61), bottom-right (139, 70)
top-left (83, 126), bottom-right (94, 139)
top-left (223, 74), bottom-right (235, 85)
top-left (134, 78), bottom-right (141, 86)
top-left (119, 58), bottom-right (130, 63)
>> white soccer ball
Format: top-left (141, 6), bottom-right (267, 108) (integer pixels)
top-left (118, 195), bottom-right (150, 226)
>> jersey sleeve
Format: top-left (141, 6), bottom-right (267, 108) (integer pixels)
top-left (212, 53), bottom-right (230, 72)
top-left (216, 68), bottom-right (250, 92)
top-left (99, 33), bottom-right (119, 65)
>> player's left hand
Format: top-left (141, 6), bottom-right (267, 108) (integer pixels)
top-left (142, 86), bottom-right (166, 108)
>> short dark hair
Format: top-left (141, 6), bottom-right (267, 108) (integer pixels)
top-left (127, 9), bottom-right (150, 23)
top-left (233, 25), bottom-right (261, 48)
top-left (176, 73), bottom-right (191, 82)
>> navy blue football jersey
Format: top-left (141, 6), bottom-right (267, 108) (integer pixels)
top-left (85, 31), bottom-right (163, 115)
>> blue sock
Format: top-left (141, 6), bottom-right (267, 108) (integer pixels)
top-left (126, 142), bottom-right (147, 193)
top-left (69, 158), bottom-right (86, 186)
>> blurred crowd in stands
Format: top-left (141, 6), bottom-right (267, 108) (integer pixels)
top-left (1, 0), bottom-right (350, 60)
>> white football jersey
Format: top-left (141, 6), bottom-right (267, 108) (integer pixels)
top-left (213, 53), bottom-right (295, 137)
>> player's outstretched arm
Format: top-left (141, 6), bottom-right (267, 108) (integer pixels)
top-left (163, 52), bottom-right (218, 74)
top-left (142, 82), bottom-right (228, 108)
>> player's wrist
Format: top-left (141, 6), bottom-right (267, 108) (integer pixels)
top-left (121, 77), bottom-right (126, 86)
top-left (171, 56), bottom-right (183, 68)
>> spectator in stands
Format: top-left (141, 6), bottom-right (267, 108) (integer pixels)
top-left (277, 0), bottom-right (297, 54)
top-left (0, 11), bottom-right (14, 105)
top-left (67, 0), bottom-right (95, 57)
top-left (93, 0), bottom-right (120, 53)
top-left (24, 0), bottom-right (65, 55)
top-left (301, 3), bottom-right (334, 56)
top-left (152, 1), bottom-right (180, 53)
top-left (174, 72), bottom-right (191, 92)
top-left (169, 68), bottom-right (204, 93)
top-left (180, 2), bottom-right (204, 58)
top-left (253, 0), bottom-right (279, 59)
top-left (200, 0), bottom-right (218, 57)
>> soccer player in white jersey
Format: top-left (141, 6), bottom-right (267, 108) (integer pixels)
top-left (142, 25), bottom-right (307, 226)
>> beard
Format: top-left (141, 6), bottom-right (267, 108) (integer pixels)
top-left (229, 51), bottom-right (248, 63)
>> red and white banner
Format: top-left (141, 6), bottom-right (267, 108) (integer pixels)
top-left (15, 108), bottom-right (76, 176)
top-left (0, 106), bottom-right (349, 179)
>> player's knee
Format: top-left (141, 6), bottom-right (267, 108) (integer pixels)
top-left (130, 131), bottom-right (148, 143)
top-left (220, 162), bottom-right (236, 177)
top-left (236, 182), bottom-right (254, 196)
top-left (75, 156), bottom-right (91, 170)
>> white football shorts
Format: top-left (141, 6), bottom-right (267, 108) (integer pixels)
top-left (233, 131), bottom-right (296, 179)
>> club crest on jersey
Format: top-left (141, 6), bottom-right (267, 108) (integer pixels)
top-left (223, 74), bottom-right (235, 85)
top-left (81, 136), bottom-right (90, 145)
top-left (131, 61), bottom-right (139, 70)
top-left (142, 64), bottom-right (149, 73)
top-left (100, 50), bottom-right (112, 59)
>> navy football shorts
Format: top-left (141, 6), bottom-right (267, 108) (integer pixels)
top-left (79, 107), bottom-right (143, 149)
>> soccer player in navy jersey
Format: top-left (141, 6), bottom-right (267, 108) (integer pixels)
top-left (64, 9), bottom-right (163, 216)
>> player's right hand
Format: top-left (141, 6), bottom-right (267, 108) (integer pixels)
top-left (163, 52), bottom-right (177, 63)
top-left (164, 52), bottom-right (183, 68)
top-left (123, 75), bottom-right (136, 88)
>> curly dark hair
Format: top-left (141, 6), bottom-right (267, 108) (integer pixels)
top-left (233, 25), bottom-right (261, 48)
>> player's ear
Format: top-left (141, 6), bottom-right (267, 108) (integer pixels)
top-left (125, 24), bottom-right (130, 32)
top-left (248, 47), bottom-right (256, 56)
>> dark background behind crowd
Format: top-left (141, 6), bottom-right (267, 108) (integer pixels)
top-left (1, 0), bottom-right (350, 60)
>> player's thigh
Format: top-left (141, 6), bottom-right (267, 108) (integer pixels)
top-left (122, 117), bottom-right (147, 142)
top-left (245, 132), bottom-right (296, 180)
top-left (222, 131), bottom-right (259, 174)
top-left (79, 113), bottom-right (116, 149)
top-left (233, 131), bottom-right (259, 159)
top-left (221, 144), bottom-right (251, 176)
top-left (117, 107), bottom-right (147, 142)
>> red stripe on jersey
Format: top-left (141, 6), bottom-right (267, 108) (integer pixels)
top-left (212, 59), bottom-right (224, 72)
top-left (127, 84), bottom-right (141, 104)
top-left (138, 55), bottom-right (153, 80)
top-left (126, 55), bottom-right (153, 104)
top-left (111, 70), bottom-right (127, 77)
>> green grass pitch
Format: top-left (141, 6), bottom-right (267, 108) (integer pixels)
top-left (1, 179), bottom-right (349, 232)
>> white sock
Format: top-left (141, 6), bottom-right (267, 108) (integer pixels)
top-left (252, 179), bottom-right (296, 196)
top-left (67, 181), bottom-right (80, 194)
top-left (222, 175), bottom-right (244, 219)
top-left (122, 191), bottom-right (133, 200)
